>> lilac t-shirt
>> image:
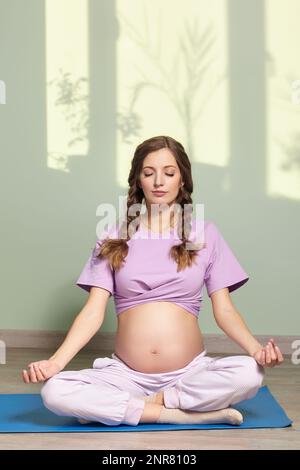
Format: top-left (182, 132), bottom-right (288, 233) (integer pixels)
top-left (76, 220), bottom-right (249, 318)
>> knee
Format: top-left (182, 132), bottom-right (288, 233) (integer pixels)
top-left (233, 356), bottom-right (264, 399)
top-left (40, 374), bottom-right (67, 413)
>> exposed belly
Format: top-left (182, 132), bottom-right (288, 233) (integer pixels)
top-left (115, 301), bottom-right (204, 373)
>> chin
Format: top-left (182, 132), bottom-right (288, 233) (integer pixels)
top-left (152, 199), bottom-right (173, 208)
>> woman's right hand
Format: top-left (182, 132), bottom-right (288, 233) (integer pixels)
top-left (22, 360), bottom-right (62, 384)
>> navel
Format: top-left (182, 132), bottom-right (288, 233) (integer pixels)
top-left (150, 349), bottom-right (158, 355)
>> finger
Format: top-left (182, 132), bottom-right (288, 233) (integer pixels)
top-left (33, 364), bottom-right (44, 382)
top-left (268, 342), bottom-right (277, 362)
top-left (268, 340), bottom-right (283, 364)
top-left (267, 344), bottom-right (276, 367)
top-left (265, 345), bottom-right (271, 364)
top-left (22, 370), bottom-right (30, 384)
top-left (29, 364), bottom-right (38, 383)
top-left (260, 349), bottom-right (266, 366)
top-left (275, 345), bottom-right (284, 363)
top-left (269, 343), bottom-right (277, 367)
top-left (25, 370), bottom-right (31, 384)
top-left (269, 338), bottom-right (279, 352)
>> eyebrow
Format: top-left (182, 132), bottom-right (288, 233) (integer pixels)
top-left (142, 165), bottom-right (176, 170)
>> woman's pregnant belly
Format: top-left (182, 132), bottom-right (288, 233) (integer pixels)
top-left (115, 301), bottom-right (204, 373)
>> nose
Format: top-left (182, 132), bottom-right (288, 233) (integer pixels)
top-left (154, 174), bottom-right (165, 187)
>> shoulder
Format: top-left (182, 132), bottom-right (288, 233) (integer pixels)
top-left (204, 220), bottom-right (219, 237)
top-left (191, 218), bottom-right (219, 238)
top-left (188, 219), bottom-right (223, 255)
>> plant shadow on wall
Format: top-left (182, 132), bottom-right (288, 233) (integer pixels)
top-left (279, 132), bottom-right (300, 173)
top-left (265, 70), bottom-right (300, 178)
top-left (116, 11), bottom-right (226, 158)
top-left (47, 69), bottom-right (89, 172)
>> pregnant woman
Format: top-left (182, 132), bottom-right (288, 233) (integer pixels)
top-left (22, 135), bottom-right (283, 426)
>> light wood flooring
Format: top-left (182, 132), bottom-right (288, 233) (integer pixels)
top-left (0, 348), bottom-right (299, 450)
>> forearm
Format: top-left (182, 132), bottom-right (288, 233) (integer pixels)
top-left (216, 308), bottom-right (263, 357)
top-left (49, 308), bottom-right (103, 369)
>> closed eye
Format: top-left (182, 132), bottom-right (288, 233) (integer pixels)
top-left (144, 173), bottom-right (174, 177)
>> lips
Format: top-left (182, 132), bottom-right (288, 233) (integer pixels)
top-left (152, 191), bottom-right (167, 195)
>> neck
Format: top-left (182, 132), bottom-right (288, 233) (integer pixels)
top-left (142, 208), bottom-right (177, 233)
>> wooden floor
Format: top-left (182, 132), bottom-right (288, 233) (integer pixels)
top-left (0, 348), bottom-right (299, 450)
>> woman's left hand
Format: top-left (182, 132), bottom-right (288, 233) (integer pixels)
top-left (253, 338), bottom-right (284, 367)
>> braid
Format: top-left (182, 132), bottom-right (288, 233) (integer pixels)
top-left (121, 187), bottom-right (143, 241)
top-left (170, 186), bottom-right (200, 272)
top-left (97, 185), bottom-right (144, 272)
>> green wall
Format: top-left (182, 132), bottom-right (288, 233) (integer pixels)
top-left (0, 0), bottom-right (299, 335)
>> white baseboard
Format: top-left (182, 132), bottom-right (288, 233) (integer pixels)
top-left (0, 329), bottom-right (297, 355)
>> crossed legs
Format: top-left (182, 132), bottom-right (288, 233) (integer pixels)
top-left (139, 356), bottom-right (264, 425)
top-left (41, 355), bottom-right (264, 426)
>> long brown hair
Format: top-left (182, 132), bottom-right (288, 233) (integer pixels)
top-left (97, 136), bottom-right (204, 272)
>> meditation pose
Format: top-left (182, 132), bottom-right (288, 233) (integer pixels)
top-left (22, 136), bottom-right (283, 426)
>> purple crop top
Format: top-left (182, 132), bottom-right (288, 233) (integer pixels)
top-left (76, 219), bottom-right (249, 318)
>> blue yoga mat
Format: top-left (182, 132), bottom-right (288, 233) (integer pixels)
top-left (0, 386), bottom-right (292, 433)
